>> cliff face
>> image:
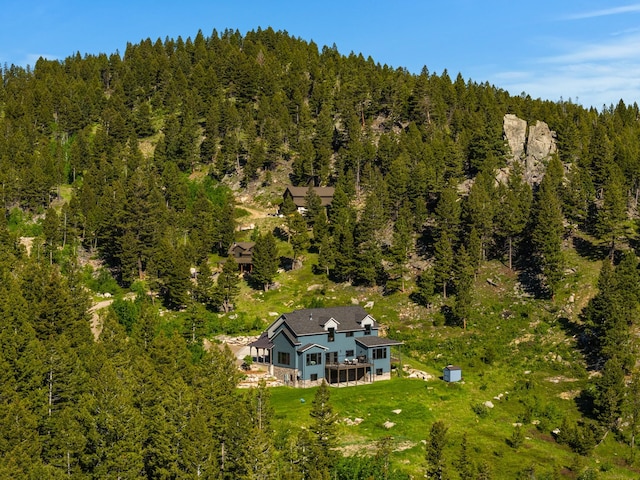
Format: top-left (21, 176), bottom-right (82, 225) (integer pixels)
top-left (503, 114), bottom-right (557, 185)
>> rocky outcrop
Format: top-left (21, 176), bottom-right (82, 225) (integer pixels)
top-left (503, 114), bottom-right (557, 186)
top-left (503, 114), bottom-right (527, 160)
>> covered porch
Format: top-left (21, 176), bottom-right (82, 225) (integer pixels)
top-left (247, 332), bottom-right (272, 364)
top-left (325, 358), bottom-right (372, 386)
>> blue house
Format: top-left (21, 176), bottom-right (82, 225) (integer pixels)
top-left (249, 306), bottom-right (403, 387)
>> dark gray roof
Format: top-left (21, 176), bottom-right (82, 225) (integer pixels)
top-left (355, 336), bottom-right (404, 347)
top-left (273, 327), bottom-right (300, 346)
top-left (248, 332), bottom-right (273, 349)
top-left (280, 306), bottom-right (375, 336)
top-left (444, 365), bottom-right (462, 371)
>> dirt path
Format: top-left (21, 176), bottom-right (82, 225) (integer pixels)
top-left (89, 299), bottom-right (113, 340)
top-left (240, 205), bottom-right (271, 220)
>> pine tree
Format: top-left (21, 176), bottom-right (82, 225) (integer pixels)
top-left (433, 230), bottom-right (454, 298)
top-left (214, 257), bottom-right (240, 313)
top-left (308, 381), bottom-right (337, 476)
top-left (287, 211), bottom-right (310, 267)
top-left (252, 231), bottom-right (278, 291)
top-left (304, 185), bottom-right (323, 227)
top-left (455, 432), bottom-right (475, 479)
top-left (595, 164), bottom-right (627, 259)
top-left (496, 165), bottom-right (532, 270)
top-left (593, 355), bottom-right (625, 432)
top-left (425, 420), bottom-right (448, 480)
top-left (531, 172), bottom-right (564, 297)
top-left (317, 234), bottom-right (336, 277)
top-left (453, 245), bottom-right (474, 329)
top-left (465, 170), bottom-right (495, 261)
top-left (387, 203), bottom-right (414, 293)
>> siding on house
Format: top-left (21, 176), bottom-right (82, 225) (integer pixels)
top-left (254, 306), bottom-right (402, 387)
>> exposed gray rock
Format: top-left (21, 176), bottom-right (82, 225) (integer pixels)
top-left (527, 120), bottom-right (557, 162)
top-left (502, 114), bottom-right (558, 186)
top-left (503, 114), bottom-right (527, 160)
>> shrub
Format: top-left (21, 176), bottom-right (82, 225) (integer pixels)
top-left (471, 402), bottom-right (490, 418)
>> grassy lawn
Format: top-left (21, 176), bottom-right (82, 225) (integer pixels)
top-left (254, 242), bottom-right (639, 478)
top-left (270, 370), bottom-right (638, 478)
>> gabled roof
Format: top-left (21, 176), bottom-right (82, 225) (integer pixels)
top-left (228, 242), bottom-right (255, 254)
top-left (283, 186), bottom-right (335, 207)
top-left (271, 306), bottom-right (376, 337)
top-left (355, 336), bottom-right (404, 348)
top-left (248, 332), bottom-right (273, 349)
top-left (444, 365), bottom-right (462, 371)
top-left (273, 327), bottom-right (301, 347)
top-left (297, 343), bottom-right (330, 353)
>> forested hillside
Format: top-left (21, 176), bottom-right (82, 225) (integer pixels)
top-left (2, 27), bottom-right (640, 478)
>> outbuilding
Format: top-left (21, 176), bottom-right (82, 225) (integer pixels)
top-left (443, 365), bottom-right (462, 382)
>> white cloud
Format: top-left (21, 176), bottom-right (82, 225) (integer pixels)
top-left (541, 34), bottom-right (640, 64)
top-left (488, 26), bottom-right (640, 108)
top-left (566, 4), bottom-right (640, 20)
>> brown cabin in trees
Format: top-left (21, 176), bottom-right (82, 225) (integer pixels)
top-left (228, 242), bottom-right (255, 272)
top-left (282, 186), bottom-right (335, 214)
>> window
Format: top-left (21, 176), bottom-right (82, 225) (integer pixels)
top-left (376, 368), bottom-right (383, 376)
top-left (325, 352), bottom-right (338, 364)
top-left (364, 324), bottom-right (371, 335)
top-left (372, 347), bottom-right (387, 360)
top-left (345, 350), bottom-right (354, 357)
top-left (277, 351), bottom-right (291, 365)
top-left (328, 327), bottom-right (335, 342)
top-left (306, 353), bottom-right (322, 366)
top-left (345, 331), bottom-right (354, 337)
top-left (310, 373), bottom-right (318, 381)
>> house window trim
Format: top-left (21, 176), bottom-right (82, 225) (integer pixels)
top-left (306, 352), bottom-right (322, 366)
top-left (325, 351), bottom-right (338, 364)
top-left (372, 347), bottom-right (387, 360)
top-left (277, 351), bottom-right (291, 366)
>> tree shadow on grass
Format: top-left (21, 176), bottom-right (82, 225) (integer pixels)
top-left (572, 236), bottom-right (609, 261)
top-left (516, 267), bottom-right (546, 299)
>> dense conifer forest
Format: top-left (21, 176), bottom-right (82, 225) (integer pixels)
top-left (3, 27), bottom-right (640, 478)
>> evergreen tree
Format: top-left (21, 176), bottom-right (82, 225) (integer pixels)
top-left (317, 233), bottom-right (336, 276)
top-left (531, 172), bottom-right (564, 297)
top-left (308, 381), bottom-right (337, 476)
top-left (287, 211), bottom-right (310, 267)
top-left (252, 231), bottom-right (278, 291)
top-left (464, 170), bottom-right (495, 261)
top-left (593, 355), bottom-right (625, 433)
top-left (214, 257), bottom-right (240, 313)
top-left (433, 230), bottom-right (454, 298)
top-left (425, 420), bottom-right (448, 480)
top-left (304, 185), bottom-right (323, 227)
top-left (387, 202), bottom-right (414, 293)
top-left (453, 245), bottom-right (474, 329)
top-left (595, 164), bottom-right (627, 259)
top-left (496, 165), bottom-right (532, 270)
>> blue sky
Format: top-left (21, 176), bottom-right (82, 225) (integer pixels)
top-left (3, 1), bottom-right (640, 109)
